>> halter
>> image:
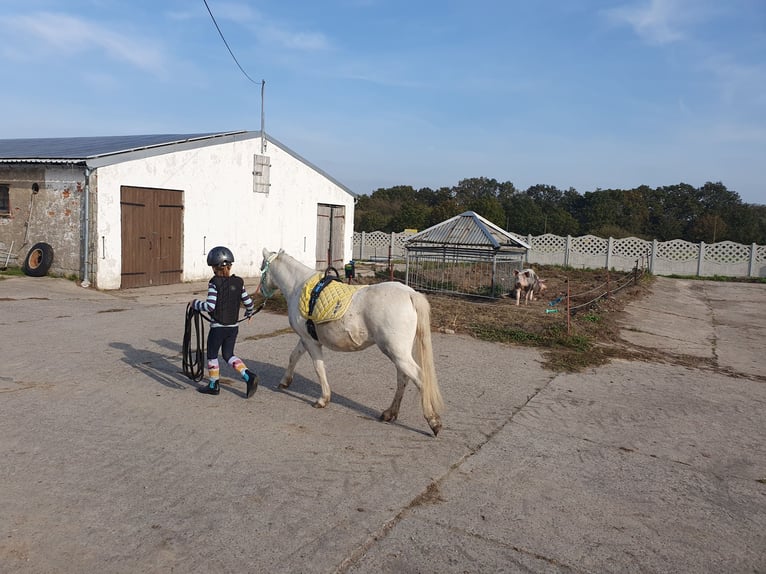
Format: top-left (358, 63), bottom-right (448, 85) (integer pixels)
top-left (258, 252), bottom-right (279, 299)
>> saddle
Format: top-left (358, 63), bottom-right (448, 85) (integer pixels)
top-left (299, 272), bottom-right (367, 339)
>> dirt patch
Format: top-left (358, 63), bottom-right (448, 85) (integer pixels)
top-left (425, 265), bottom-right (654, 371)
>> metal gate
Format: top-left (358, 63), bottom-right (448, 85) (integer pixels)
top-left (315, 204), bottom-right (345, 271)
top-left (120, 186), bottom-right (183, 288)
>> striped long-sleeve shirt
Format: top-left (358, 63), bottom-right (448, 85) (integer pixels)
top-left (194, 276), bottom-right (254, 327)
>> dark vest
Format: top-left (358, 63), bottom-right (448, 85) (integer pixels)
top-left (210, 275), bottom-right (244, 325)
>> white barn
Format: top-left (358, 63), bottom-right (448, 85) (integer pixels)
top-left (0, 131), bottom-right (356, 289)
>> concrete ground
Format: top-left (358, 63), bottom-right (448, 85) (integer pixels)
top-left (0, 275), bottom-right (764, 573)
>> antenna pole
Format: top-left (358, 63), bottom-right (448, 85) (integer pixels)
top-left (260, 79), bottom-right (266, 153)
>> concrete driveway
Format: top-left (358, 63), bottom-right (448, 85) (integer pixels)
top-left (0, 275), bottom-right (764, 573)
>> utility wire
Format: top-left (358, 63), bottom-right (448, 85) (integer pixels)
top-left (202, 0), bottom-right (260, 85)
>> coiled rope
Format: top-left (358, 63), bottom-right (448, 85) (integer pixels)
top-left (182, 299), bottom-right (268, 381)
top-left (182, 303), bottom-right (206, 381)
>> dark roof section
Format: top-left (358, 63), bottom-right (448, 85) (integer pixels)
top-left (0, 132), bottom-right (232, 160)
top-left (406, 211), bottom-right (530, 249)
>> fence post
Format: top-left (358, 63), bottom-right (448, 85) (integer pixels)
top-left (566, 278), bottom-right (571, 335)
top-left (606, 236), bottom-right (613, 270)
top-left (749, 243), bottom-right (757, 277)
top-left (650, 239), bottom-right (657, 274)
top-left (565, 236), bottom-right (572, 267)
top-left (697, 242), bottom-right (706, 277)
top-left (360, 231), bottom-right (366, 261)
top-left (527, 234), bottom-right (533, 265)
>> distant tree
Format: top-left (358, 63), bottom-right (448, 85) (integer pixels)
top-left (468, 196), bottom-right (506, 227)
top-left (545, 209), bottom-right (580, 236)
top-left (428, 197), bottom-right (462, 227)
top-left (354, 185), bottom-right (419, 232)
top-left (725, 203), bottom-right (766, 244)
top-left (525, 184), bottom-right (563, 208)
top-left (389, 199), bottom-right (430, 232)
top-left (356, 209), bottom-right (388, 232)
top-left (353, 178), bottom-right (765, 244)
top-left (453, 177), bottom-right (502, 206)
top-left (621, 186), bottom-right (651, 237)
top-left (697, 181), bottom-right (741, 212)
top-left (689, 213), bottom-right (728, 243)
top-left (581, 189), bottom-right (623, 234)
top-left (522, 184), bottom-right (583, 235)
top-left (506, 193), bottom-right (544, 234)
top-left (590, 223), bottom-right (635, 239)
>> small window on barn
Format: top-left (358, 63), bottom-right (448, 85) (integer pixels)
top-left (253, 154), bottom-right (271, 194)
top-left (0, 185), bottom-right (10, 216)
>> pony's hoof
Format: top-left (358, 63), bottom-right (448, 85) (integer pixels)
top-left (429, 418), bottom-right (442, 437)
top-left (380, 410), bottom-right (397, 422)
top-left (313, 400), bottom-right (327, 409)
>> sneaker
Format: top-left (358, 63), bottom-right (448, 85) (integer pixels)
top-left (244, 370), bottom-right (259, 398)
top-left (198, 382), bottom-right (220, 395)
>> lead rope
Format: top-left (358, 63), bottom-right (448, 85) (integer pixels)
top-left (183, 287), bottom-right (268, 382)
top-left (182, 303), bottom-right (205, 381)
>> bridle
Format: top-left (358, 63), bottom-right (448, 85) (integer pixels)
top-left (259, 252), bottom-right (279, 299)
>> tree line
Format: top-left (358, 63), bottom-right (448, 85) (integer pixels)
top-left (354, 178), bottom-right (766, 244)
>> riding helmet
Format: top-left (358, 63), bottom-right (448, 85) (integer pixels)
top-left (207, 246), bottom-right (235, 267)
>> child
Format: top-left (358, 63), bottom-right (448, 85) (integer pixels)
top-left (191, 246), bottom-right (258, 397)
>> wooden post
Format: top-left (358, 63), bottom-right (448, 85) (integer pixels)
top-left (606, 269), bottom-right (611, 299)
top-left (566, 278), bottom-right (571, 336)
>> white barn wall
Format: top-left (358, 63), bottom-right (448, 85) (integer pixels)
top-left (93, 136), bottom-right (354, 289)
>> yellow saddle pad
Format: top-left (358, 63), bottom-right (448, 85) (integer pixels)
top-left (299, 273), bottom-right (367, 323)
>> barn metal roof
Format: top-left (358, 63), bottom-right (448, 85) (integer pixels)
top-left (0, 132), bottom-right (237, 162)
top-left (406, 211), bottom-right (530, 250)
top-left (0, 130), bottom-right (357, 196)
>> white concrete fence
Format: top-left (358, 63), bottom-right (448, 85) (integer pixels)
top-left (353, 231), bottom-right (766, 278)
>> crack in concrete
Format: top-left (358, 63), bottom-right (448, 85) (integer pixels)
top-left (333, 374), bottom-right (559, 574)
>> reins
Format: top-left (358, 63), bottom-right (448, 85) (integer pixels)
top-left (258, 252), bottom-right (279, 299)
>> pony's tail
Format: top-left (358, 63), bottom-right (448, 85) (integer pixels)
top-left (412, 292), bottom-right (444, 418)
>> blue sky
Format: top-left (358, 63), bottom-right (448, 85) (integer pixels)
top-left (1, 0), bottom-right (764, 204)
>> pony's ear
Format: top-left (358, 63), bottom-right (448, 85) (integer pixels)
top-left (262, 247), bottom-right (270, 258)
top-left (278, 248), bottom-right (285, 255)
top-left (513, 269), bottom-right (519, 276)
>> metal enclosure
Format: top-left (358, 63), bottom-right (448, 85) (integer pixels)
top-left (405, 211), bottom-right (529, 298)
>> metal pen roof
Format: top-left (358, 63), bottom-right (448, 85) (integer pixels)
top-left (406, 211), bottom-right (530, 250)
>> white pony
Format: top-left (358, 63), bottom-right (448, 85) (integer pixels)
top-left (258, 248), bottom-right (444, 436)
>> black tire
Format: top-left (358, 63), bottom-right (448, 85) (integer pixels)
top-left (22, 242), bottom-right (54, 277)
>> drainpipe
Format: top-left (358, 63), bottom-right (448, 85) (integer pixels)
top-left (81, 167), bottom-right (91, 288)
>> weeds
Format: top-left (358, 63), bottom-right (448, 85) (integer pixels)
top-left (0, 266), bottom-right (24, 278)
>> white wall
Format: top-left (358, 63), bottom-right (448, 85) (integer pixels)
top-left (93, 136), bottom-right (355, 289)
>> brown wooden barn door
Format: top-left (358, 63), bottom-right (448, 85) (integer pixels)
top-left (120, 186), bottom-right (183, 288)
top-left (315, 204), bottom-right (345, 271)
top-left (154, 188), bottom-right (183, 286)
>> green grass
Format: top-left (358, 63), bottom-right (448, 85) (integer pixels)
top-left (470, 322), bottom-right (592, 351)
top-left (468, 317), bottom-right (604, 372)
top-left (0, 266), bottom-right (24, 278)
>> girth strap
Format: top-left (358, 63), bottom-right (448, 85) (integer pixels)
top-left (306, 274), bottom-right (342, 340)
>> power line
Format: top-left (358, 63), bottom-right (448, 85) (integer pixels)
top-left (202, 0), bottom-right (260, 86)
